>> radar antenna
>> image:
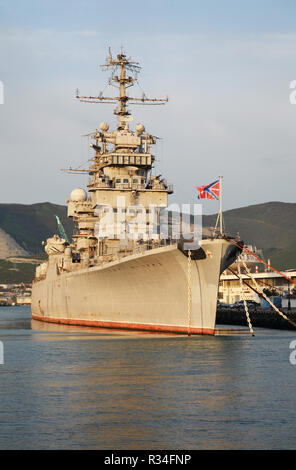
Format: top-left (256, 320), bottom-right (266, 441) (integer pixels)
top-left (76, 48), bottom-right (168, 126)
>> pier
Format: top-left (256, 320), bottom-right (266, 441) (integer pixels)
top-left (216, 305), bottom-right (296, 331)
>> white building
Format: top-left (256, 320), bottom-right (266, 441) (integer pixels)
top-left (219, 268), bottom-right (296, 305)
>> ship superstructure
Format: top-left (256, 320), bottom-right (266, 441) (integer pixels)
top-left (64, 49), bottom-right (173, 263)
top-left (32, 50), bottom-right (242, 335)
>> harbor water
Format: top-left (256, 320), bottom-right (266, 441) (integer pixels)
top-left (0, 306), bottom-right (296, 450)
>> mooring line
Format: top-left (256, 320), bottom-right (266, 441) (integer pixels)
top-left (241, 260), bottom-right (296, 329)
top-left (187, 250), bottom-right (192, 336)
top-left (225, 238), bottom-right (296, 286)
top-left (237, 262), bottom-right (255, 336)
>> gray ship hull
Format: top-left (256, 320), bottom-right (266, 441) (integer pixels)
top-left (31, 238), bottom-right (238, 335)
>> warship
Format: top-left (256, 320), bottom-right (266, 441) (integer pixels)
top-left (31, 49), bottom-right (242, 335)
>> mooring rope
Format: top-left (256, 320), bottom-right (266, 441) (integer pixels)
top-left (237, 262), bottom-right (255, 336)
top-left (225, 238), bottom-right (296, 286)
top-left (187, 250), bottom-right (192, 336)
top-left (241, 260), bottom-right (296, 329)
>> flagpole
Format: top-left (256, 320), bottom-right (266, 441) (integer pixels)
top-left (219, 175), bottom-right (223, 235)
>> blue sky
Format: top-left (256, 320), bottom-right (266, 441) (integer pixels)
top-left (1, 0), bottom-right (296, 213)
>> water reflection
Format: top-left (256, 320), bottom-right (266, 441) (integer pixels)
top-left (0, 307), bottom-right (296, 449)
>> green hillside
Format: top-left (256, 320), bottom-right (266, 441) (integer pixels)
top-left (0, 259), bottom-right (37, 284)
top-left (0, 201), bottom-right (295, 283)
top-left (203, 201), bottom-right (296, 269)
top-left (0, 202), bottom-right (74, 256)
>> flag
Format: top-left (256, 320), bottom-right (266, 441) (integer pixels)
top-left (197, 180), bottom-right (220, 200)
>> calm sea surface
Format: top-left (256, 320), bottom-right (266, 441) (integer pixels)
top-left (0, 306), bottom-right (296, 450)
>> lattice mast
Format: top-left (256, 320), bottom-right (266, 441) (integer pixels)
top-left (76, 48), bottom-right (168, 127)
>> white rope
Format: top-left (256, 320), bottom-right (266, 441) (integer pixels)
top-left (238, 262), bottom-right (255, 336)
top-left (187, 250), bottom-right (192, 336)
top-left (242, 260), bottom-right (296, 329)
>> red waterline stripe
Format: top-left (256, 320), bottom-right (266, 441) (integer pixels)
top-left (31, 314), bottom-right (215, 336)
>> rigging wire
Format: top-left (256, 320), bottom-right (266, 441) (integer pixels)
top-left (226, 238), bottom-right (296, 286)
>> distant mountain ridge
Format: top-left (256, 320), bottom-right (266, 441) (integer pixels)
top-left (203, 201), bottom-right (296, 269)
top-left (0, 201), bottom-right (295, 272)
top-left (0, 202), bottom-right (73, 258)
top-left (0, 228), bottom-right (29, 258)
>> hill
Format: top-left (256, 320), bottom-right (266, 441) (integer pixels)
top-left (0, 201), bottom-right (295, 282)
top-left (0, 202), bottom-right (73, 257)
top-left (0, 259), bottom-right (37, 284)
top-left (0, 228), bottom-right (29, 258)
top-left (203, 201), bottom-right (296, 269)
top-left (0, 202), bottom-right (73, 283)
